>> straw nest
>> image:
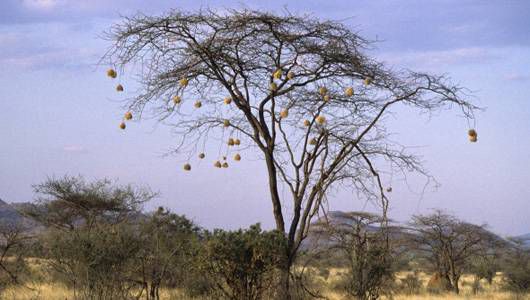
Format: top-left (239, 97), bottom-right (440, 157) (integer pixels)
top-left (172, 96), bottom-right (181, 104)
top-left (124, 111), bottom-right (133, 120)
top-left (194, 101), bottom-right (202, 108)
top-left (183, 163), bottom-right (191, 171)
top-left (280, 109), bottom-right (289, 119)
top-left (468, 129), bottom-right (478, 143)
top-left (106, 69), bottom-right (117, 79)
top-left (119, 122), bottom-right (126, 130)
top-left (345, 87), bottom-right (354, 97)
top-left (234, 153), bottom-right (241, 161)
top-left (179, 78), bottom-right (188, 87)
top-left (116, 84), bottom-right (124, 92)
top-left (198, 153), bottom-right (205, 159)
top-left (273, 69), bottom-right (282, 79)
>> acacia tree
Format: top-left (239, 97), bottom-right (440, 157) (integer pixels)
top-left (103, 9), bottom-right (478, 293)
top-left (409, 211), bottom-right (498, 294)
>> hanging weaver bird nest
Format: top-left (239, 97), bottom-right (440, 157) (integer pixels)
top-left (316, 115), bottom-right (326, 125)
top-left (323, 94), bottom-right (330, 102)
top-left (116, 84), bottom-right (124, 92)
top-left (224, 97), bottom-right (232, 105)
top-left (222, 162), bottom-right (229, 168)
top-left (194, 101), bottom-right (202, 108)
top-left (270, 82), bottom-right (278, 91)
top-left (124, 111), bottom-right (133, 120)
top-left (179, 78), bottom-right (188, 87)
top-left (172, 96), bottom-right (182, 104)
top-left (303, 119), bottom-right (311, 127)
top-left (468, 129), bottom-right (478, 143)
top-left (309, 138), bottom-right (317, 145)
top-left (345, 87), bottom-right (354, 97)
top-left (234, 153), bottom-right (241, 161)
top-left (119, 122), bottom-right (126, 130)
top-left (386, 187), bottom-right (392, 193)
top-left (364, 77), bottom-right (373, 85)
top-left (287, 71), bottom-right (295, 80)
top-left (280, 109), bottom-right (289, 119)
top-left (214, 161), bottom-right (222, 168)
top-left (223, 119), bottom-right (231, 127)
top-left (106, 69), bottom-right (117, 79)
top-left (273, 69), bottom-right (282, 79)
top-left (222, 156), bottom-right (227, 160)
top-left (198, 153), bottom-right (205, 159)
top-left (183, 163), bottom-right (191, 171)
top-left (228, 138), bottom-right (235, 146)
top-left (234, 139), bottom-right (241, 146)
top-left (319, 87), bottom-right (328, 96)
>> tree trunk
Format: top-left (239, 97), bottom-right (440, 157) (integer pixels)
top-left (264, 152), bottom-right (285, 233)
top-left (451, 274), bottom-right (460, 294)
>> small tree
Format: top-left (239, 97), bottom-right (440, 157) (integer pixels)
top-left (22, 176), bottom-right (155, 299)
top-left (502, 238), bottom-right (530, 295)
top-left (317, 212), bottom-right (396, 299)
top-left (0, 221), bottom-right (31, 291)
top-left (199, 224), bottom-right (287, 300)
top-left (103, 9), bottom-right (478, 295)
top-left (409, 210), bottom-right (498, 294)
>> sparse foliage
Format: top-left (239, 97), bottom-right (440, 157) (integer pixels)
top-left (317, 212), bottom-right (396, 299)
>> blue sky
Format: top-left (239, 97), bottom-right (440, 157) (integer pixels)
top-left (1, 0), bottom-right (529, 236)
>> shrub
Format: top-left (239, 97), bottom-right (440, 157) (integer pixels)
top-left (198, 224), bottom-right (287, 300)
top-left (398, 272), bottom-right (422, 295)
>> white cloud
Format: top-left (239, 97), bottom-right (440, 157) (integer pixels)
top-left (504, 73), bottom-right (530, 82)
top-left (63, 145), bottom-right (87, 153)
top-left (380, 47), bottom-right (498, 70)
top-left (22, 0), bottom-right (64, 10)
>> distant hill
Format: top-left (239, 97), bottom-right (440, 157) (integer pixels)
top-left (512, 233), bottom-right (530, 248)
top-left (0, 198), bottom-right (25, 224)
top-left (0, 198), bottom-right (40, 230)
top-left (300, 211), bottom-right (412, 251)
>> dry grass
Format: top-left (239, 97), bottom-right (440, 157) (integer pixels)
top-left (2, 268), bottom-right (528, 300)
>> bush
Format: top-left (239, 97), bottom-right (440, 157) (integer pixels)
top-left (502, 238), bottom-right (530, 294)
top-left (197, 224), bottom-right (287, 300)
top-left (43, 224), bottom-right (142, 299)
top-left (398, 272), bottom-right (422, 295)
